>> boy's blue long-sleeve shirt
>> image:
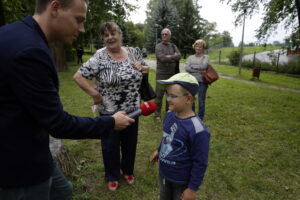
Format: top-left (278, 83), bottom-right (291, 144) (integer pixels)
top-left (158, 112), bottom-right (210, 191)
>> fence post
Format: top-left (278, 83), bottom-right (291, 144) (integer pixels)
top-left (219, 51), bottom-right (221, 64)
top-left (276, 52), bottom-right (280, 73)
top-left (253, 51), bottom-right (256, 66)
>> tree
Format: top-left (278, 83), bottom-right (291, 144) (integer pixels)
top-left (155, 0), bottom-right (179, 29)
top-left (144, 0), bottom-right (218, 54)
top-left (220, 0), bottom-right (300, 40)
top-left (222, 31), bottom-right (234, 47)
top-left (82, 0), bottom-right (136, 51)
top-left (247, 42), bottom-right (255, 46)
top-left (172, 0), bottom-right (203, 58)
top-left (238, 41), bottom-right (245, 47)
top-left (272, 41), bottom-right (282, 46)
top-left (286, 29), bottom-right (300, 51)
top-left (0, 0), bottom-right (5, 26)
top-left (125, 22), bottom-right (146, 48)
top-left (144, 0), bottom-right (159, 52)
top-left (1, 0), bottom-right (134, 70)
top-left (144, 0), bottom-right (179, 52)
top-left (1, 0), bottom-right (35, 24)
top-left (206, 31), bottom-right (234, 49)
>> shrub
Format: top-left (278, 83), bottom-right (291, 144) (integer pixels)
top-left (241, 55), bottom-right (300, 74)
top-left (282, 55), bottom-right (300, 74)
top-left (229, 51), bottom-right (240, 66)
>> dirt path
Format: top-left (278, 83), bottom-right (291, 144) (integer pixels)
top-left (145, 59), bottom-right (300, 93)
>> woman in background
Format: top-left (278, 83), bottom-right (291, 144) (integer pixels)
top-left (185, 39), bottom-right (209, 120)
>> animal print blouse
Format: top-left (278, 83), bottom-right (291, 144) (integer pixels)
top-left (78, 47), bottom-right (145, 115)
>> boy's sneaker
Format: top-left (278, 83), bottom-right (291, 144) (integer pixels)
top-left (107, 181), bottom-right (119, 191)
top-left (123, 175), bottom-right (135, 185)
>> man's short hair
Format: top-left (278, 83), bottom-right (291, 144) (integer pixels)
top-left (161, 28), bottom-right (171, 36)
top-left (35, 0), bottom-right (88, 14)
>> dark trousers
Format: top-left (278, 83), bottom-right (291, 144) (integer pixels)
top-left (0, 162), bottom-right (72, 200)
top-left (77, 55), bottom-right (83, 64)
top-left (101, 118), bottom-right (139, 181)
top-left (192, 82), bottom-right (208, 120)
top-left (155, 74), bottom-right (174, 117)
top-left (159, 175), bottom-right (187, 200)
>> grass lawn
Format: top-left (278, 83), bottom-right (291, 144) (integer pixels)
top-left (59, 62), bottom-right (300, 200)
top-left (212, 64), bottom-right (300, 90)
top-left (147, 46), bottom-right (281, 61)
top-left (208, 46), bottom-right (281, 60)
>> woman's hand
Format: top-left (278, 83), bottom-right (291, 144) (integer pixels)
top-left (73, 72), bottom-right (103, 104)
top-left (132, 61), bottom-right (149, 73)
top-left (150, 150), bottom-right (159, 164)
top-left (91, 92), bottom-right (103, 105)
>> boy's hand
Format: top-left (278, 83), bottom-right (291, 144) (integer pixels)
top-left (181, 188), bottom-right (196, 200)
top-left (150, 150), bottom-right (159, 164)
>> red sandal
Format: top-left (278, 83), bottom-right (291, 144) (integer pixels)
top-left (107, 181), bottom-right (119, 191)
top-left (123, 175), bottom-right (135, 185)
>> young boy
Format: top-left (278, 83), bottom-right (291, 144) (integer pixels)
top-left (150, 73), bottom-right (210, 200)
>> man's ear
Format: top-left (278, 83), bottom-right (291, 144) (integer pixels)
top-left (50, 0), bottom-right (61, 17)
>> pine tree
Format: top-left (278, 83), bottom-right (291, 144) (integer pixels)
top-left (144, 0), bottom-right (179, 52)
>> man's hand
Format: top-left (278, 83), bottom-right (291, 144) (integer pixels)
top-left (150, 150), bottom-right (159, 164)
top-left (112, 111), bottom-right (135, 130)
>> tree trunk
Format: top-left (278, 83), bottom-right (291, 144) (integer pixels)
top-left (0, 0), bottom-right (5, 26)
top-left (50, 137), bottom-right (76, 176)
top-left (50, 43), bottom-right (68, 71)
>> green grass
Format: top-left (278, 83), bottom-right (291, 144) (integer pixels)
top-left (213, 64), bottom-right (300, 90)
top-left (208, 46), bottom-right (281, 60)
top-left (59, 62), bottom-right (300, 200)
top-left (147, 46), bottom-right (281, 61)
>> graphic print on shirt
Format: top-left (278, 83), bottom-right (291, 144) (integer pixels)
top-left (159, 122), bottom-right (188, 166)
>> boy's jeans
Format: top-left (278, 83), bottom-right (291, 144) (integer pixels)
top-left (159, 175), bottom-right (187, 200)
top-left (0, 161), bottom-right (72, 200)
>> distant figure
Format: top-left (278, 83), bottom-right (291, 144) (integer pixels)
top-left (185, 39), bottom-right (209, 120)
top-left (73, 21), bottom-right (149, 191)
top-left (154, 28), bottom-right (181, 120)
top-left (150, 73), bottom-right (210, 200)
top-left (76, 44), bottom-right (84, 64)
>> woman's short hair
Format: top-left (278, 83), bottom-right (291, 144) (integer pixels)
top-left (99, 22), bottom-right (122, 36)
top-left (192, 39), bottom-right (206, 49)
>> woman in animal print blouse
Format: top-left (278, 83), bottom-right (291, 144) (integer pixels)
top-left (73, 21), bottom-right (149, 191)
